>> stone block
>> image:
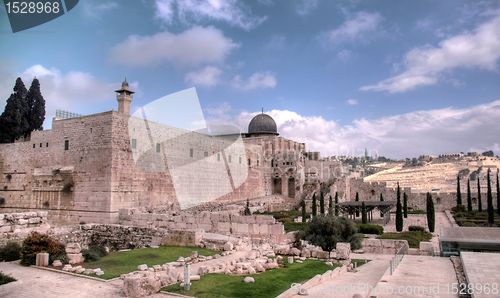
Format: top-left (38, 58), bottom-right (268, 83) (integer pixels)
top-left (336, 243), bottom-right (351, 260)
top-left (52, 260), bottom-right (63, 267)
top-left (67, 253), bottom-right (84, 264)
top-left (35, 252), bottom-right (49, 267)
top-left (65, 243), bottom-right (81, 254)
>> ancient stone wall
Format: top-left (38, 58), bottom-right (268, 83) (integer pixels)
top-left (0, 112), bottom-right (115, 224)
top-left (0, 211), bottom-right (49, 246)
top-left (118, 210), bottom-right (286, 242)
top-left (332, 177), bottom-right (498, 211)
top-left (58, 224), bottom-right (203, 250)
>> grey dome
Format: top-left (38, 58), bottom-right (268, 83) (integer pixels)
top-left (248, 113), bottom-right (278, 135)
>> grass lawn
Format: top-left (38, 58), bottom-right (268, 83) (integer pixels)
top-left (378, 231), bottom-right (432, 248)
top-left (453, 211), bottom-right (500, 227)
top-left (84, 246), bottom-right (217, 279)
top-left (163, 259), bottom-right (333, 298)
top-left (257, 210), bottom-right (308, 232)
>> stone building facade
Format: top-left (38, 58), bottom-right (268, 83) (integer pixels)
top-left (0, 82), bottom-right (306, 223)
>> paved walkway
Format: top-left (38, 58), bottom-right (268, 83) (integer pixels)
top-left (460, 252), bottom-right (500, 298)
top-left (291, 254), bottom-right (392, 298)
top-left (370, 255), bottom-right (458, 297)
top-left (0, 261), bottom-right (172, 298)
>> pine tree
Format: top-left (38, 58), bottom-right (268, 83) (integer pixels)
top-left (26, 78), bottom-right (45, 132)
top-left (334, 192), bottom-right (339, 216)
top-left (361, 202), bottom-right (367, 224)
top-left (467, 179), bottom-right (472, 212)
top-left (396, 189), bottom-right (403, 232)
top-left (355, 192), bottom-right (360, 217)
top-left (456, 174), bottom-right (462, 206)
top-left (403, 192), bottom-right (408, 218)
top-left (426, 192), bottom-right (435, 233)
top-left (312, 193), bottom-right (317, 217)
top-left (328, 195), bottom-right (333, 215)
top-left (497, 169), bottom-right (500, 216)
top-left (0, 78), bottom-right (28, 143)
top-left (487, 169), bottom-right (494, 225)
top-left (319, 192), bottom-right (325, 215)
top-left (477, 178), bottom-right (482, 212)
top-left (301, 199), bottom-right (307, 223)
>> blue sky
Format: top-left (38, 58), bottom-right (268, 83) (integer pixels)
top-left (0, 0), bottom-right (499, 158)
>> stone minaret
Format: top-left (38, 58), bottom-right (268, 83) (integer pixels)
top-left (115, 78), bottom-right (134, 115)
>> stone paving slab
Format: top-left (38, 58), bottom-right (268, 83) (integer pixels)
top-left (0, 261), bottom-right (171, 298)
top-left (370, 255), bottom-right (458, 298)
top-left (460, 252), bottom-right (500, 298)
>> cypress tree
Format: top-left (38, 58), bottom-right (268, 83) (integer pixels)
top-left (0, 78), bottom-right (28, 143)
top-left (403, 192), bottom-right (408, 218)
top-left (328, 195), bottom-right (333, 215)
top-left (361, 202), bottom-right (367, 224)
top-left (497, 169), bottom-right (500, 216)
top-left (380, 193), bottom-right (384, 217)
top-left (396, 189), bottom-right (403, 232)
top-left (26, 78), bottom-right (45, 132)
top-left (456, 174), bottom-right (462, 206)
top-left (426, 192), bottom-right (435, 233)
top-left (355, 192), bottom-right (360, 217)
top-left (477, 178), bottom-right (482, 212)
top-left (312, 193), bottom-right (317, 217)
top-left (319, 192), bottom-right (325, 215)
top-left (244, 199), bottom-right (251, 215)
top-left (467, 179), bottom-right (472, 212)
top-left (334, 192), bottom-right (339, 216)
top-left (301, 199), bottom-right (307, 223)
top-left (487, 169), bottom-right (494, 225)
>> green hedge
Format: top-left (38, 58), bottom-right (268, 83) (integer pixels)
top-left (408, 225), bottom-right (425, 232)
top-left (0, 242), bottom-right (21, 261)
top-left (357, 223), bottom-right (384, 235)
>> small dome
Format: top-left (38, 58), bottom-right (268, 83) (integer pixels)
top-left (248, 113), bottom-right (278, 135)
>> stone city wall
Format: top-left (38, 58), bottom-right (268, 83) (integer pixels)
top-left (1, 111), bottom-right (306, 224)
top-left (118, 210), bottom-right (286, 242)
top-left (57, 224), bottom-right (203, 250)
top-left (332, 177), bottom-right (498, 212)
top-left (0, 211), bottom-right (50, 246)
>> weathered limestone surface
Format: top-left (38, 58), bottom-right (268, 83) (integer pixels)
top-left (0, 211), bottom-right (49, 246)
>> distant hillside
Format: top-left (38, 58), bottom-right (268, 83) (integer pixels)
top-left (364, 156), bottom-right (500, 193)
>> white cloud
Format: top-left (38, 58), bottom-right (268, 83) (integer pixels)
top-left (362, 13), bottom-right (500, 93)
top-left (233, 100), bottom-right (500, 158)
top-left (231, 72), bottom-right (277, 90)
top-left (337, 49), bottom-right (352, 61)
top-left (0, 65), bottom-right (134, 128)
top-left (185, 66), bottom-right (222, 87)
top-left (323, 11), bottom-right (383, 44)
top-left (346, 99), bottom-right (358, 106)
top-left (81, 1), bottom-right (118, 19)
top-left (109, 26), bottom-right (238, 67)
top-left (154, 0), bottom-right (266, 30)
top-left (295, 0), bottom-right (319, 16)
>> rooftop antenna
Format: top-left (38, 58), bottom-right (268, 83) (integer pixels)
top-left (261, 107), bottom-right (264, 114)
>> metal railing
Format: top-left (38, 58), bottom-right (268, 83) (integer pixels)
top-left (389, 245), bottom-right (408, 275)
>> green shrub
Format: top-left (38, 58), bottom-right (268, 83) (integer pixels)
top-left (297, 215), bottom-right (359, 251)
top-left (0, 241), bottom-right (21, 261)
top-left (0, 272), bottom-right (16, 285)
top-left (20, 232), bottom-right (66, 266)
top-left (357, 224), bottom-right (384, 235)
top-left (408, 225), bottom-right (425, 232)
top-left (82, 245), bottom-right (107, 262)
top-left (451, 204), bottom-right (466, 213)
